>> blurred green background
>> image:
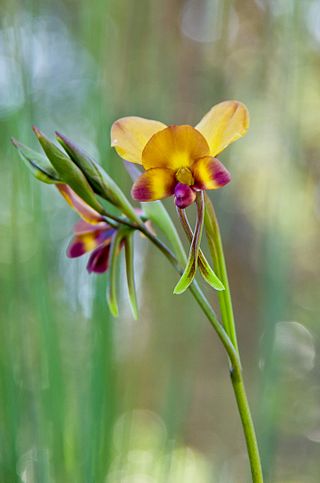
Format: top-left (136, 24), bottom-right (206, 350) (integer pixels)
top-left (1, 0), bottom-right (320, 481)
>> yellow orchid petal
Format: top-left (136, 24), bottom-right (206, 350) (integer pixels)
top-left (195, 101), bottom-right (249, 157)
top-left (131, 168), bottom-right (176, 202)
top-left (142, 125), bottom-right (210, 171)
top-left (111, 116), bottom-right (167, 164)
top-left (192, 156), bottom-right (231, 190)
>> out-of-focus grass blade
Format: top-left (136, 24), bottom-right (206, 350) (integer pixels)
top-left (106, 230), bottom-right (124, 317)
top-left (124, 232), bottom-right (139, 320)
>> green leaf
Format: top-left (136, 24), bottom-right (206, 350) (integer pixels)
top-left (106, 230), bottom-right (124, 317)
top-left (173, 192), bottom-right (205, 294)
top-left (55, 131), bottom-right (142, 226)
top-left (124, 232), bottom-right (139, 320)
top-left (11, 138), bottom-right (61, 184)
top-left (33, 127), bottom-right (105, 215)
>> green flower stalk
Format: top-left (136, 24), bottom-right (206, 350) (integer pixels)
top-left (204, 194), bottom-right (263, 482)
top-left (12, 99), bottom-right (263, 482)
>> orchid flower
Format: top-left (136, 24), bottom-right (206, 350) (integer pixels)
top-left (56, 184), bottom-right (119, 274)
top-left (111, 100), bottom-right (249, 208)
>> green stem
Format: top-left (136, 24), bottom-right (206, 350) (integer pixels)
top-left (204, 194), bottom-right (263, 483)
top-left (139, 199), bottom-right (263, 482)
top-left (231, 371), bottom-right (264, 483)
top-left (132, 202), bottom-right (262, 482)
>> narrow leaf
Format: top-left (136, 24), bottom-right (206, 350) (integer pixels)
top-left (11, 138), bottom-right (61, 184)
top-left (56, 132), bottom-right (142, 226)
top-left (174, 191), bottom-right (204, 294)
top-left (177, 207), bottom-right (224, 291)
top-left (33, 126), bottom-right (105, 215)
top-left (124, 232), bottom-right (139, 320)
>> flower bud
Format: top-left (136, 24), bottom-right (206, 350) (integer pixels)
top-left (11, 138), bottom-right (61, 184)
top-left (55, 131), bottom-right (142, 226)
top-left (33, 126), bottom-right (105, 215)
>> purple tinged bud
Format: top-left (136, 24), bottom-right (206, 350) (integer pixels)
top-left (174, 183), bottom-right (196, 209)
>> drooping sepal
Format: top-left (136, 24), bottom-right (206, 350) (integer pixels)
top-left (124, 232), bottom-right (139, 320)
top-left (177, 207), bottom-right (224, 291)
top-left (173, 191), bottom-right (205, 294)
top-left (55, 131), bottom-right (142, 226)
top-left (198, 253), bottom-right (224, 291)
top-left (11, 138), bottom-right (61, 184)
top-left (32, 126), bottom-right (105, 215)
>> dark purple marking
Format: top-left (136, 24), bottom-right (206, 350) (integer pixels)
top-left (67, 240), bottom-right (86, 258)
top-left (131, 181), bottom-right (152, 201)
top-left (87, 244), bottom-right (111, 274)
top-left (212, 159), bottom-right (231, 186)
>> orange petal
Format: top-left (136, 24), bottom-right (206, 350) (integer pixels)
top-left (56, 184), bottom-right (103, 223)
top-left (142, 125), bottom-right (210, 171)
top-left (111, 116), bottom-right (167, 164)
top-left (195, 101), bottom-right (249, 157)
top-left (192, 157), bottom-right (231, 190)
top-left (131, 168), bottom-right (176, 202)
